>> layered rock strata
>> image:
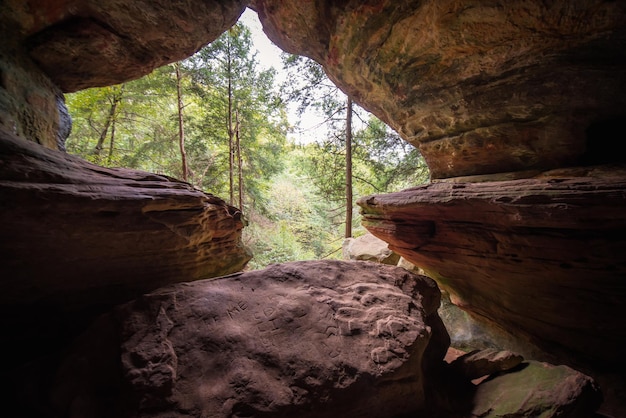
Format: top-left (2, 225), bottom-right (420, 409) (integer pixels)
top-left (0, 127), bottom-right (251, 363)
top-left (46, 261), bottom-right (448, 418)
top-left (358, 168), bottom-right (626, 368)
top-left (251, 3), bottom-right (626, 412)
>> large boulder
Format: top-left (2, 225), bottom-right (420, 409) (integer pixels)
top-left (0, 127), bottom-right (251, 365)
top-left (44, 260), bottom-right (449, 418)
top-left (433, 350), bottom-right (602, 418)
top-left (470, 361), bottom-right (602, 418)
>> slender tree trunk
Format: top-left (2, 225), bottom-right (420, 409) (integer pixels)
top-left (236, 109), bottom-right (243, 211)
top-left (96, 85), bottom-right (123, 164)
top-left (95, 92), bottom-right (120, 154)
top-left (175, 63), bottom-right (189, 182)
top-left (227, 35), bottom-right (235, 206)
top-left (345, 96), bottom-right (353, 239)
top-left (107, 114), bottom-right (116, 164)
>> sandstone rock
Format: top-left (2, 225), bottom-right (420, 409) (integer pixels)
top-left (397, 257), bottom-right (424, 275)
top-left (449, 349), bottom-right (524, 381)
top-left (471, 361), bottom-right (602, 418)
top-left (0, 127), bottom-right (251, 364)
top-left (0, 30), bottom-right (65, 149)
top-left (4, 0), bottom-right (248, 93)
top-left (253, 0), bottom-right (626, 178)
top-left (0, 0), bottom-right (246, 149)
top-left (48, 260), bottom-right (449, 418)
top-left (342, 232), bottom-right (400, 265)
top-left (358, 169), bottom-right (626, 368)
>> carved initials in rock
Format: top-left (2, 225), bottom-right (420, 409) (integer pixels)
top-left (226, 300), bottom-right (248, 320)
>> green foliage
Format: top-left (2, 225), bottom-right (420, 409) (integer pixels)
top-left (65, 21), bottom-right (430, 271)
top-left (182, 23), bottom-right (287, 207)
top-left (243, 160), bottom-right (344, 270)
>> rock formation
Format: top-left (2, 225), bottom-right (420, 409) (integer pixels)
top-left (358, 168), bottom-right (626, 368)
top-left (252, 1), bottom-right (626, 414)
top-left (0, 0), bottom-right (247, 149)
top-left (1, 0), bottom-right (251, 368)
top-left (44, 261), bottom-right (448, 418)
top-left (342, 232), bottom-right (400, 265)
top-left (0, 126), bottom-right (251, 365)
top-left (2, 0), bottom-right (626, 415)
top-left (469, 361), bottom-right (602, 418)
top-left (253, 0), bottom-right (626, 179)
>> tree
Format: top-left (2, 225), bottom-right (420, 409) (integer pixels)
top-left (66, 64), bottom-right (183, 174)
top-left (345, 96), bottom-right (353, 238)
top-left (174, 63), bottom-right (189, 181)
top-left (281, 54), bottom-right (430, 242)
top-left (281, 54), bottom-right (357, 237)
top-left (183, 23), bottom-right (287, 212)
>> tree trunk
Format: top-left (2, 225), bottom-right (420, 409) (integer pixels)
top-left (107, 113), bottom-right (116, 165)
top-left (96, 85), bottom-right (123, 164)
top-left (175, 63), bottom-right (189, 182)
top-left (227, 35), bottom-right (235, 206)
top-left (236, 109), bottom-right (243, 211)
top-left (345, 96), bottom-right (353, 239)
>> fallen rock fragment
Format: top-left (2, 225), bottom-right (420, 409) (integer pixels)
top-left (342, 232), bottom-right (400, 265)
top-left (471, 361), bottom-right (602, 418)
top-left (449, 348), bottom-right (524, 381)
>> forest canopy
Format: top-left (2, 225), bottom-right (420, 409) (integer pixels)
top-left (65, 20), bottom-right (430, 270)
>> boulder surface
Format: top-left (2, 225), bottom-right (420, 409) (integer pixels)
top-left (48, 260), bottom-right (449, 418)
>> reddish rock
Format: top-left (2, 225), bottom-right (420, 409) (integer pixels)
top-left (0, 127), bottom-right (251, 363)
top-left (48, 260), bottom-right (449, 418)
top-left (253, 0), bottom-right (626, 178)
top-left (358, 167), bottom-right (626, 368)
top-left (9, 0), bottom-right (248, 93)
top-left (0, 0), bottom-right (247, 148)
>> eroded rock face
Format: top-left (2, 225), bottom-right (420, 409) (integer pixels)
top-left (0, 0), bottom-right (247, 149)
top-left (253, 0), bottom-right (626, 178)
top-left (0, 127), bottom-right (251, 364)
top-left (358, 167), bottom-right (626, 369)
top-left (7, 0), bottom-right (248, 93)
top-left (47, 260), bottom-right (449, 418)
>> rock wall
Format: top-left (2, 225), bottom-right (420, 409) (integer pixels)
top-left (2, 0), bottom-right (626, 415)
top-left (358, 168), bottom-right (626, 367)
top-left (0, 0), bottom-right (250, 365)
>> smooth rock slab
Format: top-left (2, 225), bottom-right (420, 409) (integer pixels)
top-left (50, 260), bottom-right (449, 418)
